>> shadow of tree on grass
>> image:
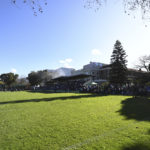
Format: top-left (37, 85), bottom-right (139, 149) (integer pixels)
top-left (27, 90), bottom-right (89, 94)
top-left (122, 143), bottom-right (150, 150)
top-left (118, 97), bottom-right (150, 149)
top-left (0, 94), bottom-right (101, 105)
top-left (148, 129), bottom-right (150, 134)
top-left (118, 97), bottom-right (150, 122)
top-left (122, 129), bottom-right (150, 150)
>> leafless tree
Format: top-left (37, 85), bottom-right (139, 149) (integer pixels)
top-left (85, 0), bottom-right (150, 20)
top-left (11, 0), bottom-right (47, 16)
top-left (11, 0), bottom-right (150, 19)
top-left (135, 55), bottom-right (150, 72)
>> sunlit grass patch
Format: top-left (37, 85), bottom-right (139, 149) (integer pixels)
top-left (0, 92), bottom-right (150, 150)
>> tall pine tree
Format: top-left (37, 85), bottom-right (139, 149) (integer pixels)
top-left (109, 40), bottom-right (128, 87)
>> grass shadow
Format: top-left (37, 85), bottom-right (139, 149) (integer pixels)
top-left (122, 129), bottom-right (150, 150)
top-left (27, 90), bottom-right (87, 94)
top-left (0, 94), bottom-right (101, 105)
top-left (118, 96), bottom-right (150, 122)
top-left (27, 90), bottom-right (54, 94)
top-left (148, 129), bottom-right (150, 135)
top-left (122, 143), bottom-right (150, 150)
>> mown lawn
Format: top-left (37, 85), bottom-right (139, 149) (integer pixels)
top-left (0, 91), bottom-right (150, 150)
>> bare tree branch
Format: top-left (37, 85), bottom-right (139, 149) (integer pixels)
top-left (11, 0), bottom-right (47, 16)
top-left (135, 55), bottom-right (150, 72)
top-left (11, 0), bottom-right (150, 19)
top-left (85, 0), bottom-right (150, 20)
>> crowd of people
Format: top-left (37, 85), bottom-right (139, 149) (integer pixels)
top-left (42, 80), bottom-right (85, 92)
top-left (41, 80), bottom-right (150, 96)
top-left (0, 79), bottom-right (150, 96)
top-left (80, 84), bottom-right (150, 96)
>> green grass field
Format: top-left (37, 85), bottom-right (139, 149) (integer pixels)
top-left (0, 92), bottom-right (150, 150)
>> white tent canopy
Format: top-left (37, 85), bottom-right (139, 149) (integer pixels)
top-left (83, 80), bottom-right (98, 86)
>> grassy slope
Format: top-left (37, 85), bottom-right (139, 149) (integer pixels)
top-left (0, 92), bottom-right (150, 150)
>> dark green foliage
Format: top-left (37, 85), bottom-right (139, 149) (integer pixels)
top-left (27, 70), bottom-right (52, 86)
top-left (0, 73), bottom-right (18, 86)
top-left (134, 72), bottom-right (150, 86)
top-left (109, 40), bottom-right (128, 86)
top-left (37, 70), bottom-right (52, 83)
top-left (27, 71), bottom-right (41, 86)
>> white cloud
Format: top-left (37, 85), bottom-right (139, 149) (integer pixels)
top-left (65, 58), bottom-right (72, 63)
top-left (59, 58), bottom-right (73, 68)
top-left (11, 68), bottom-right (17, 73)
top-left (91, 49), bottom-right (101, 56)
top-left (59, 60), bottom-right (65, 63)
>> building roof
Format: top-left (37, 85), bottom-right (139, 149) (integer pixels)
top-left (52, 74), bottom-right (91, 82)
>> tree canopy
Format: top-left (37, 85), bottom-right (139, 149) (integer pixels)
top-left (27, 70), bottom-right (52, 86)
top-left (0, 73), bottom-right (18, 87)
top-left (109, 40), bottom-right (128, 86)
top-left (27, 71), bottom-right (41, 86)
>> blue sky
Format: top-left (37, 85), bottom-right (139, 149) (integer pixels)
top-left (0, 0), bottom-right (150, 76)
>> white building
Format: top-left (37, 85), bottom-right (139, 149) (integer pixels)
top-left (72, 62), bottom-right (107, 80)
